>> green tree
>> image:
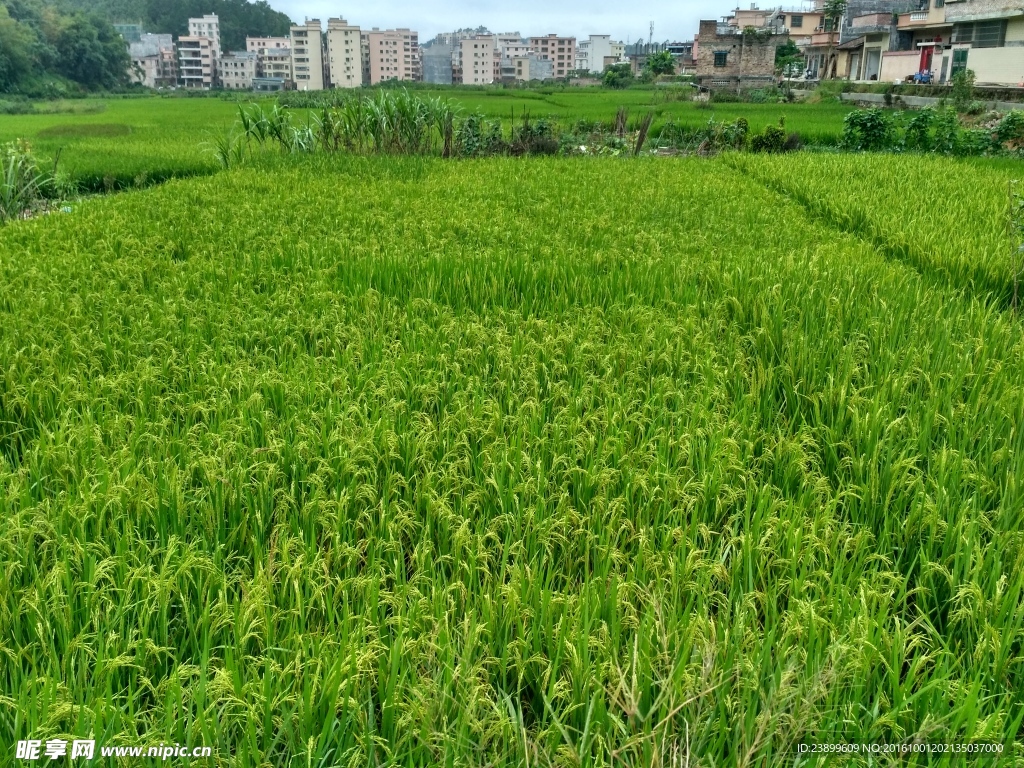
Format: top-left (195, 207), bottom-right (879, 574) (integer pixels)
top-left (644, 50), bottom-right (676, 77)
top-left (821, 0), bottom-right (847, 79)
top-left (0, 5), bottom-right (37, 88)
top-left (54, 14), bottom-right (131, 89)
top-left (603, 62), bottom-right (634, 89)
top-left (774, 38), bottom-right (803, 89)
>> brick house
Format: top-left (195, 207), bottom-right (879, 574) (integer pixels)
top-left (695, 19), bottom-right (789, 87)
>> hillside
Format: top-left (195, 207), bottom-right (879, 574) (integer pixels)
top-left (0, 0), bottom-right (130, 94)
top-left (57, 0), bottom-right (294, 51)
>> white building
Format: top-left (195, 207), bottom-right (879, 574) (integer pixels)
top-left (576, 34), bottom-right (627, 74)
top-left (326, 17), bottom-right (363, 87)
top-left (460, 35), bottom-right (497, 84)
top-left (178, 14), bottom-right (220, 88)
top-left (219, 50), bottom-right (257, 89)
top-left (291, 19), bottom-right (325, 90)
top-left (246, 36), bottom-right (290, 54)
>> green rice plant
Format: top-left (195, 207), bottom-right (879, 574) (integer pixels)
top-left (1, 153), bottom-right (1023, 766)
top-left (726, 152), bottom-right (1019, 305)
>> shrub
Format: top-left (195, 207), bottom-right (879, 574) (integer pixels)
top-left (709, 89), bottom-right (742, 103)
top-left (996, 110), bottom-right (1024, 148)
top-left (750, 118), bottom-right (788, 153)
top-left (842, 108), bottom-right (894, 151)
top-left (903, 108), bottom-right (935, 152)
top-left (951, 69), bottom-right (976, 113)
top-left (455, 113), bottom-right (506, 156)
top-left (932, 106), bottom-right (961, 154)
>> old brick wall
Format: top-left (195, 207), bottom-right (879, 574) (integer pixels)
top-left (695, 19), bottom-right (787, 78)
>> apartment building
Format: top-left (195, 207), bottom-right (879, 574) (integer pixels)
top-left (576, 35), bottom-right (626, 73)
top-left (291, 19), bottom-right (325, 90)
top-left (188, 14), bottom-right (221, 59)
top-left (177, 36), bottom-right (215, 88)
top-left (219, 50), bottom-right (257, 89)
top-left (495, 35), bottom-right (531, 80)
top-left (422, 41), bottom-right (454, 83)
top-left (246, 36), bottom-right (290, 54)
top-left (514, 53), bottom-right (553, 81)
top-left (461, 35), bottom-right (497, 84)
top-left (177, 14), bottom-right (220, 88)
top-left (259, 47), bottom-right (293, 86)
top-left (528, 34), bottom-right (576, 78)
top-left (326, 17), bottom-right (363, 87)
top-left (129, 33), bottom-right (176, 88)
top-left (364, 28), bottom-right (420, 84)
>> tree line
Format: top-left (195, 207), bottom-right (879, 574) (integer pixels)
top-left (0, 0), bottom-right (131, 93)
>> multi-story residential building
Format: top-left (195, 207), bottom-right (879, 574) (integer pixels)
top-left (326, 17), bottom-right (363, 87)
top-left (219, 50), bottom-right (257, 89)
top-left (188, 14), bottom-right (221, 60)
top-left (495, 35), bottom-right (531, 80)
top-left (513, 53), bottom-right (554, 81)
top-left (528, 34), bottom-right (576, 78)
top-left (575, 34), bottom-right (627, 73)
top-left (291, 19), bottom-right (325, 90)
top-left (722, 5), bottom-right (834, 75)
top-left (258, 47), bottom-right (292, 87)
top-left (364, 28), bottom-right (420, 84)
top-left (129, 34), bottom-right (176, 88)
top-left (833, 0), bottom-right (1024, 84)
top-left (246, 36), bottom-right (290, 54)
top-left (422, 41), bottom-right (455, 83)
top-left (461, 35), bottom-right (497, 84)
top-left (177, 14), bottom-right (220, 88)
top-left (177, 36), bottom-right (215, 88)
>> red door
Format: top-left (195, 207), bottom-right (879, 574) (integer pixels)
top-left (919, 45), bottom-right (933, 73)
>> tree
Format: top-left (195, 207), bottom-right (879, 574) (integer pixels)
top-left (774, 38), bottom-right (803, 88)
top-left (0, 0), bottom-right (132, 92)
top-left (53, 14), bottom-right (130, 88)
top-left (602, 62), bottom-right (634, 89)
top-left (644, 50), bottom-right (676, 77)
top-left (821, 0), bottom-right (847, 80)
top-left (0, 5), bottom-right (37, 88)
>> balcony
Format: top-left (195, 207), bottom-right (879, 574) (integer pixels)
top-left (810, 30), bottom-right (840, 45)
top-left (896, 6), bottom-right (948, 29)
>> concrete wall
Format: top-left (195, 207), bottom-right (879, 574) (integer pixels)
top-left (835, 90), bottom-right (1024, 109)
top-left (967, 46), bottom-right (1024, 86)
top-left (880, 50), bottom-right (920, 81)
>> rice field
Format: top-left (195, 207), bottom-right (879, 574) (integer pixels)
top-left (1, 138), bottom-right (1023, 765)
top-left (0, 93), bottom-right (854, 190)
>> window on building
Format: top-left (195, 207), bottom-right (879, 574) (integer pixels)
top-left (714, 50), bottom-right (729, 66)
top-left (952, 19), bottom-right (1006, 47)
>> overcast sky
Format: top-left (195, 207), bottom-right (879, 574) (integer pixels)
top-left (265, 0), bottom-right (814, 45)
